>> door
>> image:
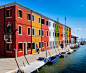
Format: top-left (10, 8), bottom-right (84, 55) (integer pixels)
top-left (24, 43), bottom-right (27, 55)
top-left (45, 43), bottom-right (46, 51)
top-left (36, 43), bottom-right (38, 52)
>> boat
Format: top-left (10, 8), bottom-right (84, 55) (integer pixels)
top-left (39, 55), bottom-right (59, 64)
top-left (59, 51), bottom-right (68, 57)
top-left (66, 49), bottom-right (73, 54)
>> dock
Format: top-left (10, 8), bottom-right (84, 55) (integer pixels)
top-left (22, 61), bottom-right (45, 73)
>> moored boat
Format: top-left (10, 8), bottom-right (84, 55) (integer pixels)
top-left (59, 51), bottom-right (68, 58)
top-left (39, 55), bottom-right (59, 64)
top-left (66, 49), bottom-right (73, 54)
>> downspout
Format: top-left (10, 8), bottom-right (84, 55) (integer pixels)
top-left (31, 10), bottom-right (32, 54)
top-left (4, 6), bottom-right (5, 57)
top-left (41, 15), bottom-right (42, 51)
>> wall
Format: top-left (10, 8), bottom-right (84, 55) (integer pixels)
top-left (49, 20), bottom-right (55, 49)
top-left (32, 13), bottom-right (41, 54)
top-left (41, 17), bottom-right (49, 51)
top-left (15, 5), bottom-right (31, 57)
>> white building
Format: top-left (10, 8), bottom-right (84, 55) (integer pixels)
top-left (49, 20), bottom-right (55, 49)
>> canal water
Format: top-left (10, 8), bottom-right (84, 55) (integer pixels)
top-left (38, 45), bottom-right (86, 73)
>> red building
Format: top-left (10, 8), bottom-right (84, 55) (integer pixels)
top-left (41, 17), bottom-right (49, 51)
top-left (0, 3), bottom-right (31, 57)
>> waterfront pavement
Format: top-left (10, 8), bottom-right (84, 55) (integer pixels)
top-left (0, 45), bottom-right (70, 73)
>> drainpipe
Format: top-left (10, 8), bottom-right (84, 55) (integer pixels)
top-left (31, 10), bottom-right (32, 54)
top-left (4, 6), bottom-right (5, 57)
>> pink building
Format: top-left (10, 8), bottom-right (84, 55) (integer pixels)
top-left (62, 25), bottom-right (65, 47)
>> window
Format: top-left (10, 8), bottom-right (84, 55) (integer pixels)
top-left (47, 42), bottom-right (48, 47)
top-left (18, 25), bottom-right (22, 35)
top-left (32, 15), bottom-right (34, 21)
top-left (49, 22), bottom-right (51, 26)
top-left (28, 43), bottom-right (31, 50)
top-left (42, 30), bottom-right (44, 36)
top-left (28, 27), bottom-right (30, 35)
top-left (67, 29), bottom-right (68, 32)
top-left (55, 32), bottom-right (56, 37)
top-left (6, 24), bottom-right (13, 33)
top-left (32, 28), bottom-right (35, 36)
top-left (7, 43), bottom-right (12, 51)
top-left (61, 34), bottom-right (63, 37)
top-left (57, 25), bottom-right (58, 29)
top-left (27, 13), bottom-right (31, 20)
top-left (55, 24), bottom-right (56, 28)
top-left (18, 43), bottom-right (22, 51)
top-left (47, 31), bottom-right (48, 37)
top-left (58, 33), bottom-right (60, 37)
top-left (53, 32), bottom-right (54, 37)
top-left (53, 41), bottom-right (54, 46)
top-left (39, 42), bottom-right (41, 48)
top-left (39, 29), bottom-right (41, 36)
top-left (42, 19), bottom-right (45, 24)
top-left (55, 41), bottom-right (56, 46)
top-left (42, 42), bottom-right (44, 48)
top-left (61, 26), bottom-right (63, 30)
top-left (59, 25), bottom-right (60, 29)
top-left (46, 21), bottom-right (48, 26)
top-left (53, 23), bottom-right (54, 28)
top-left (6, 9), bottom-right (12, 17)
top-left (49, 31), bottom-right (51, 36)
top-left (18, 10), bottom-right (22, 18)
top-left (32, 42), bottom-right (35, 49)
top-left (39, 18), bottom-right (41, 24)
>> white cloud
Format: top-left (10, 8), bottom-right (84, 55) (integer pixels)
top-left (85, 28), bottom-right (86, 31)
top-left (74, 28), bottom-right (81, 33)
top-left (81, 5), bottom-right (84, 7)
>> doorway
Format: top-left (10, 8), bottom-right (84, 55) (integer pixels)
top-left (24, 42), bottom-right (27, 55)
top-left (45, 43), bottom-right (46, 51)
top-left (36, 43), bottom-right (38, 52)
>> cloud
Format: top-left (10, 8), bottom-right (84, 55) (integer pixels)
top-left (74, 28), bottom-right (81, 33)
top-left (81, 5), bottom-right (84, 7)
top-left (85, 28), bottom-right (86, 31)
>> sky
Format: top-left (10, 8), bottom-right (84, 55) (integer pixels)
top-left (0, 0), bottom-right (86, 39)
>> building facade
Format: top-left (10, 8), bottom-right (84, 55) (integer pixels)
top-left (58, 23), bottom-right (63, 46)
top-left (49, 20), bottom-right (55, 49)
top-left (41, 17), bottom-right (49, 51)
top-left (0, 2), bottom-right (71, 57)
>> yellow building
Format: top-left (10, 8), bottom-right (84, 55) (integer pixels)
top-left (67, 28), bottom-right (69, 43)
top-left (32, 13), bottom-right (41, 54)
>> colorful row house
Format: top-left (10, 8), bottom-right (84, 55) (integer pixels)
top-left (0, 2), bottom-right (71, 57)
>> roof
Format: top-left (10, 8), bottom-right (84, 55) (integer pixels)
top-left (71, 35), bottom-right (78, 38)
top-left (0, 2), bottom-right (71, 28)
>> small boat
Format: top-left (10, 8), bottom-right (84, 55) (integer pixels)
top-left (39, 55), bottom-right (59, 64)
top-left (66, 49), bottom-right (73, 54)
top-left (59, 51), bottom-right (68, 57)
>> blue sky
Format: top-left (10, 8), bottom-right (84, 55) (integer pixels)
top-left (0, 0), bottom-right (86, 39)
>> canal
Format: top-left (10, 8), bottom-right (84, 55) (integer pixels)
top-left (38, 45), bottom-right (86, 73)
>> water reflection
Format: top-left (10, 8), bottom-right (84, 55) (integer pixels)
top-left (38, 45), bottom-right (86, 73)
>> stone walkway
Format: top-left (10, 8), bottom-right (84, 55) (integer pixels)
top-left (0, 46), bottom-right (69, 73)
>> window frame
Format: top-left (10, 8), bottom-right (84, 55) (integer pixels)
top-left (18, 42), bottom-right (23, 52)
top-left (47, 31), bottom-right (48, 37)
top-left (32, 15), bottom-right (35, 22)
top-left (28, 42), bottom-right (31, 51)
top-left (27, 27), bottom-right (31, 36)
top-left (18, 9), bottom-right (22, 19)
top-left (32, 28), bottom-right (35, 36)
top-left (42, 42), bottom-right (44, 48)
top-left (6, 9), bottom-right (12, 18)
top-left (39, 42), bottom-right (41, 49)
top-left (42, 30), bottom-right (44, 37)
top-left (42, 18), bottom-right (45, 25)
top-left (39, 17), bottom-right (41, 24)
top-left (18, 25), bottom-right (22, 35)
top-left (39, 29), bottom-right (41, 36)
top-left (27, 13), bottom-right (31, 21)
